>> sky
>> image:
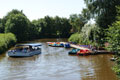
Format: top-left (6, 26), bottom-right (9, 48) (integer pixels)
top-left (0, 0), bottom-right (86, 21)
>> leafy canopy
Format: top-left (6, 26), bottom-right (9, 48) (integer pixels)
top-left (4, 9), bottom-right (30, 41)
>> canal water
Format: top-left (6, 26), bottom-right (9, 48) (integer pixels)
top-left (0, 39), bottom-right (119, 80)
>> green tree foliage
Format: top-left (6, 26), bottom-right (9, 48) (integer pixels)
top-left (0, 18), bottom-right (3, 33)
top-left (4, 9), bottom-right (30, 42)
top-left (107, 21), bottom-right (120, 53)
top-left (43, 16), bottom-right (55, 37)
top-left (69, 14), bottom-right (88, 32)
top-left (84, 0), bottom-right (120, 28)
top-left (0, 33), bottom-right (16, 54)
top-left (54, 16), bottom-right (72, 37)
top-left (32, 16), bottom-right (72, 38)
top-left (32, 18), bottom-right (46, 38)
top-left (27, 22), bottom-right (39, 40)
top-left (108, 21), bottom-right (120, 77)
top-left (69, 23), bottom-right (100, 45)
top-left (82, 8), bottom-right (91, 20)
top-left (68, 33), bottom-right (81, 43)
top-left (106, 6), bottom-right (120, 53)
top-left (2, 9), bottom-right (25, 32)
top-left (81, 24), bottom-right (100, 43)
top-left (0, 9), bottom-right (72, 42)
top-left (116, 6), bottom-right (120, 20)
top-left (106, 6), bottom-right (120, 77)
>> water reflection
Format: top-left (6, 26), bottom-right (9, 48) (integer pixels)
top-left (0, 39), bottom-right (119, 80)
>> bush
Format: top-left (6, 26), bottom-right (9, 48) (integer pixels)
top-left (106, 21), bottom-right (120, 54)
top-left (106, 6), bottom-right (120, 78)
top-left (0, 33), bottom-right (17, 54)
top-left (68, 33), bottom-right (81, 43)
top-left (68, 24), bottom-right (100, 45)
top-left (68, 33), bottom-right (92, 45)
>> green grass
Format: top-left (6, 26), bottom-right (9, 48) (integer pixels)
top-left (0, 33), bottom-right (17, 54)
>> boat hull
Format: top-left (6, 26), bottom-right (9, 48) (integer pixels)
top-left (8, 50), bottom-right (41, 57)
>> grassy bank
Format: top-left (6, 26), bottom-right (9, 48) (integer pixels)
top-left (0, 33), bottom-right (17, 54)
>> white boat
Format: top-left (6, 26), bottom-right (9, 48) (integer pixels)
top-left (7, 43), bottom-right (42, 57)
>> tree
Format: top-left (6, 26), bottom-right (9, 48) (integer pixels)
top-left (82, 8), bottom-right (91, 20)
top-left (69, 14), bottom-right (87, 33)
top-left (0, 19), bottom-right (4, 33)
top-left (44, 16), bottom-right (55, 37)
top-left (107, 6), bottom-right (120, 53)
top-left (107, 21), bottom-right (120, 53)
top-left (28, 22), bottom-right (39, 39)
top-left (2, 9), bottom-right (25, 32)
top-left (68, 23), bottom-right (100, 45)
top-left (83, 0), bottom-right (120, 28)
top-left (32, 16), bottom-right (72, 38)
top-left (32, 19), bottom-right (46, 38)
top-left (106, 17), bottom-right (120, 77)
top-left (4, 10), bottom-right (30, 42)
top-left (59, 18), bottom-right (72, 37)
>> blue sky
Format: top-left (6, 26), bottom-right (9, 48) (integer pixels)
top-left (0, 0), bottom-right (86, 21)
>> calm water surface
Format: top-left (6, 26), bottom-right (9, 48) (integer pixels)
top-left (0, 39), bottom-right (119, 80)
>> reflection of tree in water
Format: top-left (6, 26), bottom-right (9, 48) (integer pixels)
top-left (76, 56), bottom-right (96, 80)
top-left (0, 53), bottom-right (6, 61)
top-left (80, 55), bottom-right (118, 80)
top-left (7, 56), bottom-right (39, 69)
top-left (76, 55), bottom-right (118, 80)
top-left (2, 55), bottom-right (40, 80)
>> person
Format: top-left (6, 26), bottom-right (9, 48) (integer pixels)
top-left (29, 46), bottom-right (33, 51)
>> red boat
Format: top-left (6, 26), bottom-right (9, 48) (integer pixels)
top-left (77, 49), bottom-right (91, 56)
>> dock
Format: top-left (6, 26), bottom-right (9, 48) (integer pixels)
top-left (62, 42), bottom-right (112, 54)
top-left (60, 42), bottom-right (91, 50)
top-left (47, 42), bottom-right (112, 54)
top-left (70, 44), bottom-right (90, 50)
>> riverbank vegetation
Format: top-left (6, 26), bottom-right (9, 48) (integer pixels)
top-left (69, 24), bottom-right (100, 46)
top-left (106, 6), bottom-right (120, 77)
top-left (0, 10), bottom-right (72, 42)
top-left (0, 33), bottom-right (16, 54)
top-left (69, 0), bottom-right (120, 46)
top-left (68, 0), bottom-right (120, 77)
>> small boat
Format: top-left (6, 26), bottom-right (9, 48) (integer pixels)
top-left (110, 57), bottom-right (118, 61)
top-left (68, 48), bottom-right (80, 55)
top-left (47, 42), bottom-right (54, 46)
top-left (7, 43), bottom-right (42, 57)
top-left (64, 43), bottom-right (71, 48)
top-left (51, 42), bottom-right (64, 47)
top-left (77, 49), bottom-right (91, 56)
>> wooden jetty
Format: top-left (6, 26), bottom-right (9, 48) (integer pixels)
top-left (60, 42), bottom-right (91, 50)
top-left (70, 44), bottom-right (90, 50)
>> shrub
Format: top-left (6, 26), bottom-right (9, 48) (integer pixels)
top-left (0, 33), bottom-right (17, 54)
top-left (68, 33), bottom-right (81, 43)
top-left (68, 24), bottom-right (100, 45)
